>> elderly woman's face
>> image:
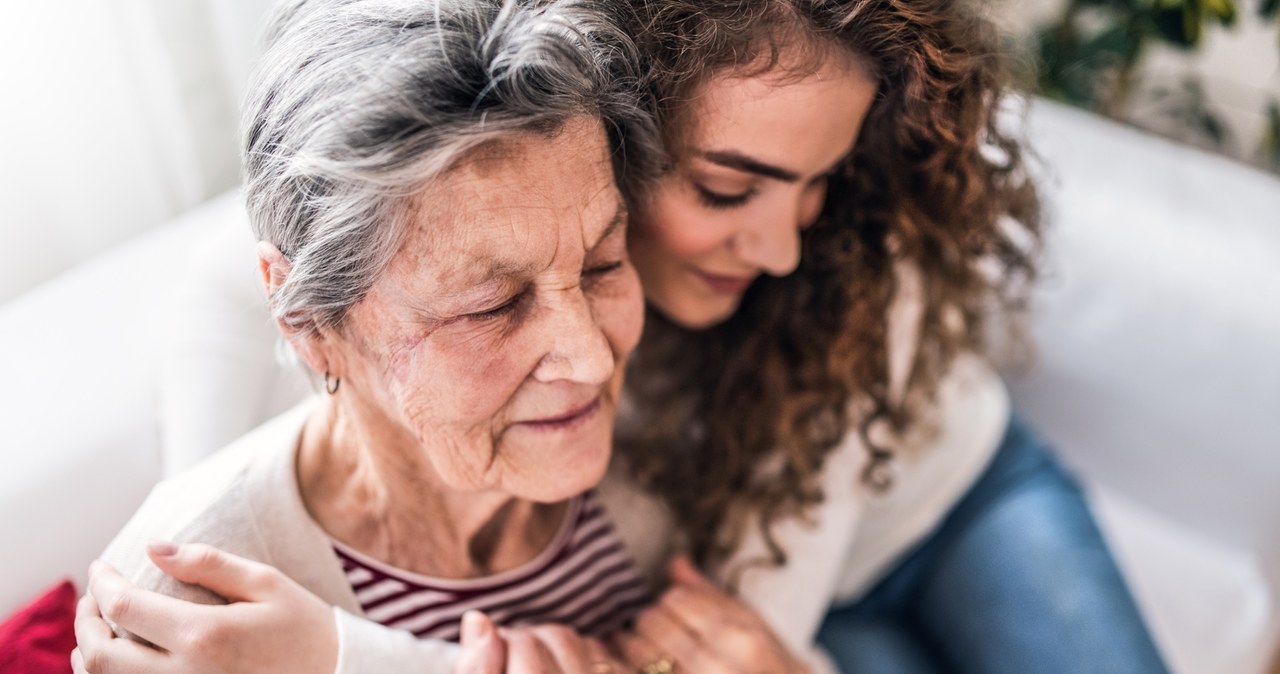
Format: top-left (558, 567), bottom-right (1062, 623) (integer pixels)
top-left (325, 117), bottom-right (641, 502)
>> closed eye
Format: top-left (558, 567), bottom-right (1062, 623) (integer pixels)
top-left (695, 184), bottom-right (757, 210)
top-left (582, 260), bottom-right (625, 289)
top-left (464, 289), bottom-right (528, 321)
top-left (586, 260), bottom-right (623, 277)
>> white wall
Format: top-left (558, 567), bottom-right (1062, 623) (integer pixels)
top-left (0, 0), bottom-right (276, 303)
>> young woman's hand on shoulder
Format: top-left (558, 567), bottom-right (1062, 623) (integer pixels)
top-left (72, 542), bottom-right (337, 674)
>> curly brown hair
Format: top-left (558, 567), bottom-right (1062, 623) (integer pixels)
top-left (616, 0), bottom-right (1044, 572)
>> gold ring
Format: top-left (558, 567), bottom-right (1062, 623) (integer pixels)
top-left (639, 657), bottom-right (676, 674)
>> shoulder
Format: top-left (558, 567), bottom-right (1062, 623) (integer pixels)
top-left (594, 457), bottom-right (675, 585)
top-left (99, 402), bottom-right (315, 598)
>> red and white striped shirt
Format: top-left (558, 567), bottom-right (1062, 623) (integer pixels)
top-left (335, 491), bottom-right (652, 642)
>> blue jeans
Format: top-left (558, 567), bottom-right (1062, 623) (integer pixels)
top-left (816, 417), bottom-right (1170, 674)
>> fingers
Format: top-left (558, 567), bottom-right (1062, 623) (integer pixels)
top-left (72, 594), bottom-right (170, 674)
top-left (649, 567), bottom-right (783, 672)
top-left (666, 556), bottom-right (713, 589)
top-left (75, 593), bottom-right (116, 650)
top-left (88, 560), bottom-right (212, 651)
top-left (660, 555), bottom-right (744, 638)
top-left (456, 611), bottom-right (504, 674)
top-left (612, 629), bottom-right (672, 672)
top-left (146, 542), bottom-right (280, 602)
top-left (656, 579), bottom-right (749, 641)
top-left (74, 639), bottom-right (171, 674)
top-left (580, 637), bottom-right (629, 673)
top-left (501, 627), bottom-right (559, 674)
top-left (527, 624), bottom-right (594, 672)
top-left (631, 604), bottom-right (702, 667)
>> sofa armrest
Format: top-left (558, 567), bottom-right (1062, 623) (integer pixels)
top-left (0, 195), bottom-right (234, 616)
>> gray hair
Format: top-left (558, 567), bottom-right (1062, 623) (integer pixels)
top-left (243, 0), bottom-right (662, 336)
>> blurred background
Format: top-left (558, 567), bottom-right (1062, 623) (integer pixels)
top-left (1000, 0), bottom-right (1280, 171)
top-left (0, 0), bottom-right (1276, 304)
top-left (0, 1), bottom-right (1277, 673)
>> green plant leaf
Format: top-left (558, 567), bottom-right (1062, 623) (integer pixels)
top-left (1083, 23), bottom-right (1144, 62)
top-left (1202, 0), bottom-right (1238, 25)
top-left (1198, 111), bottom-right (1228, 145)
top-left (1077, 0), bottom-right (1141, 9)
top-left (1150, 5), bottom-right (1201, 47)
top-left (1261, 100), bottom-right (1280, 169)
top-left (1033, 20), bottom-right (1131, 108)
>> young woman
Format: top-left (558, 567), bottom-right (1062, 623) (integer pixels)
top-left (75, 0), bottom-right (1170, 672)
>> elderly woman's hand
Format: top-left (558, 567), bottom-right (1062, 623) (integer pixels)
top-left (610, 557), bottom-right (811, 674)
top-left (456, 614), bottom-right (630, 674)
top-left (495, 622), bottom-right (629, 674)
top-left (71, 543), bottom-right (337, 674)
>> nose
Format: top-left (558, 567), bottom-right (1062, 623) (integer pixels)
top-left (733, 201), bottom-right (803, 277)
top-left (531, 290), bottom-right (615, 385)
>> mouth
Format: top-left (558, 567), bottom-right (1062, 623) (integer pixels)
top-left (516, 397), bottom-right (602, 431)
top-left (691, 268), bottom-right (756, 296)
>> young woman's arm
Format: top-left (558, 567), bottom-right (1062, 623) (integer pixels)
top-left (72, 543), bottom-right (630, 674)
top-left (73, 543), bottom-right (464, 674)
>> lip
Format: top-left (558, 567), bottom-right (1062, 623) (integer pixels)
top-left (691, 268), bottom-right (756, 295)
top-left (517, 397), bottom-right (602, 431)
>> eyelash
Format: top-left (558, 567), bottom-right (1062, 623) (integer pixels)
top-left (695, 184), bottom-right (757, 210)
top-left (464, 261), bottom-right (624, 322)
top-left (584, 260), bottom-right (624, 281)
top-left (466, 291), bottom-right (528, 321)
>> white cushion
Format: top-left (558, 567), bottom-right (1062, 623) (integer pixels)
top-left (1093, 487), bottom-right (1276, 674)
top-left (0, 210), bottom-right (198, 615)
top-left (1012, 99), bottom-right (1280, 674)
top-left (157, 196), bottom-right (310, 474)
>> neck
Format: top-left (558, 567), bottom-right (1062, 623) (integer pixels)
top-left (296, 397), bottom-right (567, 578)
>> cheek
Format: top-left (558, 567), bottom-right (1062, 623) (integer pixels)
top-left (386, 341), bottom-right (533, 490)
top-left (799, 183), bottom-right (827, 229)
top-left (640, 188), bottom-right (732, 261)
top-left (386, 335), bottom-right (526, 437)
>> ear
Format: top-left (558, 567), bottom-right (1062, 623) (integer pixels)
top-left (257, 241), bottom-right (293, 297)
top-left (256, 241), bottom-right (332, 377)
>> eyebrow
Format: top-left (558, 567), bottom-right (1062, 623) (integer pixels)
top-left (699, 149), bottom-right (801, 183)
top-left (590, 198), bottom-right (628, 250)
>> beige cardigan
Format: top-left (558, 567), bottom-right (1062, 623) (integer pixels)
top-left (102, 352), bottom-right (1006, 673)
top-left (100, 398), bottom-right (679, 673)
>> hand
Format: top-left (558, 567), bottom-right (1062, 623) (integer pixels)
top-left (498, 621), bottom-right (628, 674)
top-left (610, 556), bottom-right (810, 674)
top-left (454, 611), bottom-right (504, 674)
top-left (71, 541), bottom-right (338, 674)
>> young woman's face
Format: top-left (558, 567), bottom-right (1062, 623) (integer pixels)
top-left (629, 57), bottom-right (877, 328)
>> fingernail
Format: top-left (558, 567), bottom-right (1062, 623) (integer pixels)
top-left (148, 541), bottom-right (179, 557)
top-left (461, 610), bottom-right (484, 642)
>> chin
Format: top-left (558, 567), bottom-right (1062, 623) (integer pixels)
top-left (654, 296), bottom-right (741, 330)
top-left (533, 449), bottom-right (610, 502)
top-left (520, 425), bottom-right (614, 502)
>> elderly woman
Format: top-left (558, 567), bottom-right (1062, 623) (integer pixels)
top-left (83, 0), bottom-right (665, 671)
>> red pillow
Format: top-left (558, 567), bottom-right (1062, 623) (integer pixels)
top-left (0, 580), bottom-right (77, 674)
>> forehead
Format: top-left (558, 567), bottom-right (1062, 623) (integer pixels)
top-left (684, 58), bottom-right (874, 166)
top-left (386, 117), bottom-right (618, 293)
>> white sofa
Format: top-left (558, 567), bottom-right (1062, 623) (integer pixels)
top-left (1, 99), bottom-right (1277, 674)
